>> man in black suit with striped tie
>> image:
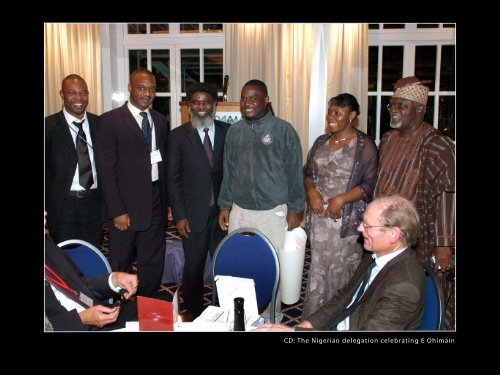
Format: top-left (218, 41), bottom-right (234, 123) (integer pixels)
top-left (45, 74), bottom-right (103, 247)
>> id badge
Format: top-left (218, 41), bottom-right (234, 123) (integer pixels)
top-left (151, 149), bottom-right (162, 164)
top-left (79, 292), bottom-right (94, 307)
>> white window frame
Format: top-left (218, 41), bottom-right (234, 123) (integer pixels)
top-left (368, 24), bottom-right (455, 143)
top-left (122, 23), bottom-right (224, 128)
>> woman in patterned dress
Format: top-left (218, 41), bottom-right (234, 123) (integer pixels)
top-left (302, 93), bottom-right (378, 318)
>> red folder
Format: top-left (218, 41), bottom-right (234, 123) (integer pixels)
top-left (137, 296), bottom-right (174, 331)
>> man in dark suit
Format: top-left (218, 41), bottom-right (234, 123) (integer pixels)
top-left (167, 82), bottom-right (229, 321)
top-left (95, 69), bottom-right (168, 297)
top-left (255, 194), bottom-right (427, 331)
top-left (45, 234), bottom-right (138, 331)
top-left (45, 74), bottom-right (103, 247)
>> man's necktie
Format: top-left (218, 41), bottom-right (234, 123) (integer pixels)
top-left (329, 257), bottom-right (377, 330)
top-left (203, 128), bottom-right (215, 206)
top-left (140, 111), bottom-right (152, 151)
top-left (73, 120), bottom-right (94, 190)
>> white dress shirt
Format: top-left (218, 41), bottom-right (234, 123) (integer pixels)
top-left (197, 122), bottom-right (215, 148)
top-left (127, 102), bottom-right (159, 182)
top-left (336, 248), bottom-right (407, 331)
top-left (63, 108), bottom-right (97, 191)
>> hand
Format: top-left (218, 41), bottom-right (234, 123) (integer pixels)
top-left (218, 209), bottom-right (230, 231)
top-left (176, 219), bottom-right (191, 238)
top-left (114, 214), bottom-right (130, 231)
top-left (325, 196), bottom-right (344, 221)
top-left (252, 323), bottom-right (294, 332)
top-left (79, 305), bottom-right (120, 327)
top-left (286, 211), bottom-right (302, 231)
top-left (295, 320), bottom-right (314, 329)
top-left (433, 246), bottom-right (453, 273)
top-left (307, 188), bottom-right (324, 215)
top-left (112, 272), bottom-right (138, 299)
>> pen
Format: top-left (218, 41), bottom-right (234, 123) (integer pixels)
top-left (213, 311), bottom-right (225, 322)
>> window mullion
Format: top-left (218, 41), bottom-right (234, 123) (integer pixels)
top-left (403, 43), bottom-right (415, 77)
top-left (200, 48), bottom-right (204, 82)
top-left (376, 46), bottom-right (383, 142)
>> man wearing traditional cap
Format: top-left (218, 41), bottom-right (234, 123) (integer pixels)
top-left (374, 76), bottom-right (455, 329)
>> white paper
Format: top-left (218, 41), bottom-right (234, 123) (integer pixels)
top-left (175, 321), bottom-right (226, 331)
top-left (279, 227), bottom-right (307, 304)
top-left (214, 275), bottom-right (259, 329)
top-left (172, 289), bottom-right (179, 323)
top-left (150, 149), bottom-right (162, 164)
top-left (188, 305), bottom-right (229, 331)
top-left (112, 321), bottom-right (139, 332)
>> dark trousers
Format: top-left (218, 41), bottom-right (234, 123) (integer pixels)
top-left (107, 183), bottom-right (166, 297)
top-left (181, 205), bottom-right (226, 313)
top-left (51, 190), bottom-right (103, 248)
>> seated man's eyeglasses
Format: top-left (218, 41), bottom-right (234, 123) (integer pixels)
top-left (361, 221), bottom-right (390, 229)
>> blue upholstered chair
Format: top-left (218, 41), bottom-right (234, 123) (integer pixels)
top-left (419, 265), bottom-right (444, 330)
top-left (211, 228), bottom-right (280, 323)
top-left (57, 239), bottom-right (111, 278)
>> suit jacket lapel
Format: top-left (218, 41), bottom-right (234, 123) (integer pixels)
top-left (55, 111), bottom-right (78, 158)
top-left (186, 123), bottom-right (212, 167)
top-left (213, 121), bottom-right (224, 166)
top-left (121, 104), bottom-right (150, 151)
top-left (150, 110), bottom-right (163, 148)
top-left (87, 115), bottom-right (97, 143)
top-left (360, 248), bottom-right (411, 302)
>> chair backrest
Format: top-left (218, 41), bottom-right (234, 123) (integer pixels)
top-left (57, 239), bottom-right (112, 277)
top-left (419, 265), bottom-right (444, 330)
top-left (211, 228), bottom-right (280, 323)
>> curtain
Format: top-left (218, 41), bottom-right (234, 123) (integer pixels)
top-left (224, 23), bottom-right (367, 163)
top-left (224, 24), bottom-right (315, 163)
top-left (44, 23), bottom-right (102, 116)
top-left (326, 24), bottom-right (368, 132)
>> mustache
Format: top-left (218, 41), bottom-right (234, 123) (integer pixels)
top-left (189, 107), bottom-right (216, 129)
top-left (190, 107), bottom-right (215, 117)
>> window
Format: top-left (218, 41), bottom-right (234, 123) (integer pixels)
top-left (124, 24), bottom-right (224, 129)
top-left (368, 23), bottom-right (455, 142)
top-left (126, 23), bottom-right (222, 35)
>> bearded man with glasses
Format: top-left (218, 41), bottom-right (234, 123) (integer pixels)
top-left (375, 76), bottom-right (455, 330)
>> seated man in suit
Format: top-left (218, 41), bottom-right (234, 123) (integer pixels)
top-left (45, 226), bottom-right (138, 331)
top-left (255, 194), bottom-right (427, 331)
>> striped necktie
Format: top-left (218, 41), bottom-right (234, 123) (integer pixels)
top-left (73, 120), bottom-right (94, 190)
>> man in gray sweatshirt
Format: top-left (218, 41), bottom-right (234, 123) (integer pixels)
top-left (218, 79), bottom-right (305, 322)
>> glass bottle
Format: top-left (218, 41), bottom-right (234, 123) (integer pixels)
top-left (233, 297), bottom-right (245, 331)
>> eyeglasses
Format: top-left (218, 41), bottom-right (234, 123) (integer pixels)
top-left (386, 103), bottom-right (409, 111)
top-left (361, 221), bottom-right (389, 229)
